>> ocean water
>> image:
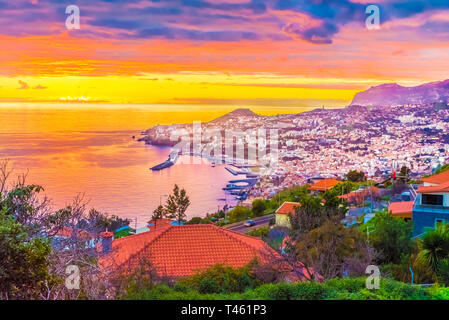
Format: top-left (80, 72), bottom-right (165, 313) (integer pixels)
top-left (0, 103), bottom-right (270, 227)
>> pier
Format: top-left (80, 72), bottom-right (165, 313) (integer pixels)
top-left (225, 167), bottom-right (248, 176)
top-left (222, 178), bottom-right (258, 190)
top-left (150, 151), bottom-right (179, 171)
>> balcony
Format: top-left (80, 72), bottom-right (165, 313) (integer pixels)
top-left (414, 203), bottom-right (449, 215)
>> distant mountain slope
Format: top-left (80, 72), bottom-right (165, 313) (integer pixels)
top-left (210, 108), bottom-right (260, 123)
top-left (350, 79), bottom-right (449, 107)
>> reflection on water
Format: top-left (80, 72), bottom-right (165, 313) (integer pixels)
top-left (0, 104), bottom-right (250, 227)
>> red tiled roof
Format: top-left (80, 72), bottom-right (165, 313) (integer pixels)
top-left (417, 181), bottom-right (449, 194)
top-left (421, 170), bottom-right (449, 185)
top-left (99, 224), bottom-right (309, 279)
top-left (308, 179), bottom-right (341, 191)
top-left (388, 201), bottom-right (414, 218)
top-left (276, 202), bottom-right (300, 215)
top-left (338, 186), bottom-right (380, 202)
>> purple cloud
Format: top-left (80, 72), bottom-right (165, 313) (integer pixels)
top-left (0, 0), bottom-right (448, 44)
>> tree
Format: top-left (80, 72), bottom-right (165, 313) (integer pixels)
top-left (418, 223), bottom-right (449, 275)
top-left (185, 217), bottom-right (204, 225)
top-left (345, 170), bottom-right (366, 182)
top-left (400, 166), bottom-right (410, 176)
top-left (228, 206), bottom-right (251, 224)
top-left (251, 199), bottom-right (266, 217)
top-left (86, 209), bottom-right (130, 233)
top-left (437, 259), bottom-right (449, 285)
top-left (361, 209), bottom-right (413, 265)
top-left (0, 160), bottom-right (118, 299)
top-left (164, 184), bottom-right (191, 225)
top-left (290, 193), bottom-right (347, 236)
top-left (382, 241), bottom-right (435, 284)
top-left (151, 205), bottom-right (167, 228)
top-left (328, 180), bottom-right (358, 197)
top-left (294, 220), bottom-right (374, 280)
top-left (290, 195), bottom-right (322, 235)
top-left (0, 208), bottom-right (56, 299)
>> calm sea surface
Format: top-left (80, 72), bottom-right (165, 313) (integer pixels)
top-left (0, 103), bottom-right (302, 227)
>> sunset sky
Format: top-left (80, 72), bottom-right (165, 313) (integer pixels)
top-left (1, 0), bottom-right (449, 108)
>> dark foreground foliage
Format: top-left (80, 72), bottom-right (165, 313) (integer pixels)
top-left (123, 277), bottom-right (449, 300)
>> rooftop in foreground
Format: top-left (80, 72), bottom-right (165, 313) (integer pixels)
top-left (99, 224), bottom-right (311, 280)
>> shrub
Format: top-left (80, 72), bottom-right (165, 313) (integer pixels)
top-left (246, 226), bottom-right (269, 238)
top-left (123, 277), bottom-right (445, 300)
top-left (251, 199), bottom-right (267, 217)
top-left (227, 206), bottom-right (252, 223)
top-left (178, 264), bottom-right (259, 294)
top-left (361, 209), bottom-right (413, 265)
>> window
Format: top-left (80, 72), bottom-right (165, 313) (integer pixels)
top-left (422, 194), bottom-right (443, 206)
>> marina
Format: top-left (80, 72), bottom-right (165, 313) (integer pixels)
top-left (148, 145), bottom-right (260, 203)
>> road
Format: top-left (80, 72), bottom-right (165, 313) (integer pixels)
top-left (224, 214), bottom-right (274, 234)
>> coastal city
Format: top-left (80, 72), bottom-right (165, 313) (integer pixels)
top-left (140, 101), bottom-right (449, 203)
top-left (3, 0), bottom-right (449, 306)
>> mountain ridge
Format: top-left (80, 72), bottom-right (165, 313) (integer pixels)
top-left (350, 79), bottom-right (449, 107)
top-left (210, 108), bottom-right (260, 123)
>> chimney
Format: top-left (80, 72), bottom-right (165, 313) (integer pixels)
top-left (100, 230), bottom-right (113, 254)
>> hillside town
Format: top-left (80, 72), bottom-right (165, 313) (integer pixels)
top-left (3, 100), bottom-right (449, 301)
top-left (140, 102), bottom-right (449, 201)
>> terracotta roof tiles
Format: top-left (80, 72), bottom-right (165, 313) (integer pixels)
top-left (388, 201), bottom-right (414, 218)
top-left (99, 224), bottom-right (307, 279)
top-left (308, 179), bottom-right (341, 191)
top-left (417, 181), bottom-right (449, 194)
top-left (421, 170), bottom-right (449, 185)
top-left (276, 202), bottom-right (300, 215)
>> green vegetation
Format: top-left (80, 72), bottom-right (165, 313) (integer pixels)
top-left (419, 223), bottom-right (449, 285)
top-left (0, 208), bottom-right (56, 299)
top-left (358, 206), bottom-right (449, 286)
top-left (345, 170), bottom-right (367, 182)
top-left (434, 163), bottom-right (449, 175)
top-left (295, 220), bottom-right (372, 279)
top-left (246, 226), bottom-right (269, 238)
top-left (1, 158), bottom-right (448, 300)
top-left (266, 185), bottom-right (308, 211)
top-left (123, 275), bottom-right (448, 300)
top-left (177, 264), bottom-right (259, 294)
top-left (151, 205), bottom-right (165, 223)
top-left (227, 206), bottom-right (252, 223)
top-left (251, 199), bottom-right (266, 217)
top-left (164, 184), bottom-right (191, 225)
top-left (187, 210), bottom-right (226, 225)
top-left (361, 209), bottom-right (414, 265)
top-left (423, 163), bottom-right (449, 178)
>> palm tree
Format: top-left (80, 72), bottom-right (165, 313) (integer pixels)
top-left (418, 223), bottom-right (449, 274)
